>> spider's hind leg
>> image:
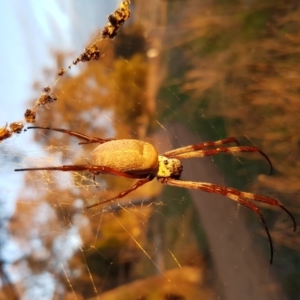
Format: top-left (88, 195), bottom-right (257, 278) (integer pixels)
top-left (86, 177), bottom-right (153, 209)
top-left (27, 126), bottom-right (115, 145)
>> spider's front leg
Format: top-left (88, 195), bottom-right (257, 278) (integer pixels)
top-left (158, 177), bottom-right (296, 264)
top-left (27, 126), bottom-right (115, 145)
top-left (159, 178), bottom-right (296, 230)
top-left (163, 137), bottom-right (239, 157)
top-left (165, 144), bottom-right (273, 175)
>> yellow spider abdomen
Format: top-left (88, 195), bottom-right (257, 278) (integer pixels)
top-left (90, 139), bottom-right (159, 176)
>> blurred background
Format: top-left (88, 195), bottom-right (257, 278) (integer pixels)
top-left (0, 0), bottom-right (299, 299)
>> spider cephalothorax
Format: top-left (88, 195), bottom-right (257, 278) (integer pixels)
top-left (15, 126), bottom-right (296, 264)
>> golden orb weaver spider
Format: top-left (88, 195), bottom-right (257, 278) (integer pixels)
top-left (15, 126), bottom-right (296, 264)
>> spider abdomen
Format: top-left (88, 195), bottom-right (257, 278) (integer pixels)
top-left (90, 139), bottom-right (159, 177)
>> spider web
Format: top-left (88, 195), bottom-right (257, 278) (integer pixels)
top-left (1, 1), bottom-right (300, 300)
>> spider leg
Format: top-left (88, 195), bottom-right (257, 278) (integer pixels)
top-left (236, 198), bottom-right (273, 264)
top-left (158, 178), bottom-right (297, 264)
top-left (27, 126), bottom-right (115, 145)
top-left (158, 178), bottom-right (296, 230)
top-left (166, 146), bottom-right (273, 175)
top-left (85, 177), bottom-right (153, 209)
top-left (163, 137), bottom-right (239, 157)
top-left (15, 165), bottom-right (138, 179)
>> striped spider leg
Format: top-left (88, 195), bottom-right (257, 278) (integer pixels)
top-left (159, 141), bottom-right (295, 264)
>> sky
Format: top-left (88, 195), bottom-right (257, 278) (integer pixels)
top-left (0, 1), bottom-right (119, 297)
top-left (0, 0), bottom-right (119, 124)
top-left (0, 0), bottom-right (121, 206)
